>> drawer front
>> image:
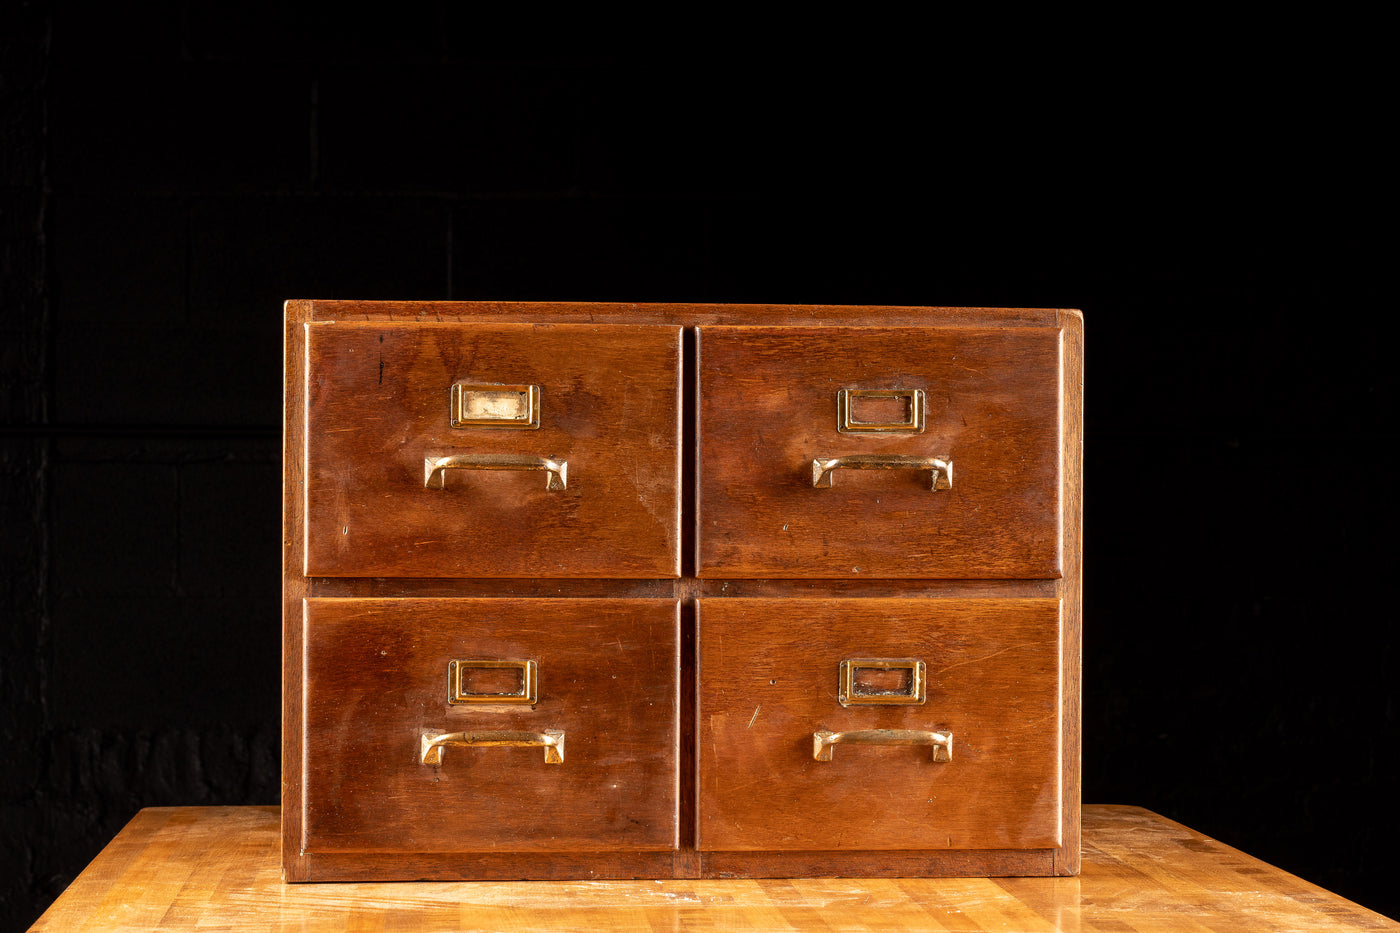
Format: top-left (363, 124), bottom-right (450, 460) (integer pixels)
top-left (302, 598), bottom-right (680, 853)
top-left (697, 598), bottom-right (1061, 851)
top-left (697, 326), bottom-right (1061, 578)
top-left (305, 322), bottom-right (681, 577)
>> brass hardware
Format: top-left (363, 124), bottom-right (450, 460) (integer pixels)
top-left (811, 455), bottom-right (952, 490)
top-left (812, 729), bottom-right (953, 762)
top-left (451, 383), bottom-right (541, 429)
top-left (837, 388), bottom-right (925, 434)
top-left (448, 659), bottom-right (538, 706)
top-left (424, 454), bottom-right (567, 490)
top-left (839, 659), bottom-right (926, 707)
top-left (420, 730), bottom-right (565, 765)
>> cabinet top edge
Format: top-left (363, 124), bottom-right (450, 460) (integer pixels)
top-left (288, 300), bottom-right (1078, 328)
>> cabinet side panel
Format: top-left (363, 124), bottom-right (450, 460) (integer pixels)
top-left (1056, 310), bottom-right (1084, 875)
top-left (281, 301), bottom-right (310, 881)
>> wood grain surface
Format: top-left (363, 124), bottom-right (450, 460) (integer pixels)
top-left (281, 300), bottom-right (311, 884)
top-left (696, 326), bottom-right (1062, 579)
top-left (1055, 308), bottom-right (1083, 876)
top-left (302, 300), bottom-right (1067, 328)
top-left (697, 598), bottom-right (1062, 853)
top-left (31, 805), bottom-right (1398, 932)
top-left (304, 322), bottom-right (682, 578)
top-left (298, 598), bottom-right (680, 865)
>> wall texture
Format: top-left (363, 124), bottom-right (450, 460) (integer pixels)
top-left (2, 4), bottom-right (1394, 929)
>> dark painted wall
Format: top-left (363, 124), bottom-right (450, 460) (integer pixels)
top-left (2, 4), bottom-right (1393, 929)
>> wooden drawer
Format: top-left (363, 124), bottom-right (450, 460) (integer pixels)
top-left (697, 326), bottom-right (1062, 578)
top-left (304, 322), bottom-right (682, 578)
top-left (300, 598), bottom-right (680, 855)
top-left (697, 598), bottom-right (1062, 851)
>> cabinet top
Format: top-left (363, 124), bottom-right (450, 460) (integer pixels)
top-left (286, 300), bottom-right (1081, 330)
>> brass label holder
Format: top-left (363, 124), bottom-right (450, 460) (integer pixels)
top-left (451, 383), bottom-right (541, 429)
top-left (448, 659), bottom-right (539, 706)
top-left (838, 658), bottom-right (926, 706)
top-left (837, 388), bottom-right (925, 434)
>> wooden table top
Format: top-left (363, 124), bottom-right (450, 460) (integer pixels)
top-left (30, 805), bottom-right (1397, 932)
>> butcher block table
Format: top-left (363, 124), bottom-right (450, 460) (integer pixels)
top-left (29, 805), bottom-right (1396, 931)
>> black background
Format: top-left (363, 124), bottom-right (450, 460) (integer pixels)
top-left (2, 4), bottom-right (1394, 930)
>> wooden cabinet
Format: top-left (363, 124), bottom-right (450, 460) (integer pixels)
top-left (283, 301), bottom-right (1083, 881)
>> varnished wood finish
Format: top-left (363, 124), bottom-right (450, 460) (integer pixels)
top-left (698, 325), bottom-right (1062, 579)
top-left (305, 300), bottom-right (1066, 328)
top-left (304, 322), bottom-right (682, 578)
top-left (697, 598), bottom-right (1062, 853)
top-left (702, 847), bottom-right (1053, 879)
top-left (298, 598), bottom-right (680, 862)
top-left (285, 302), bottom-right (1084, 881)
top-left (33, 806), bottom-right (1399, 931)
top-left (306, 576), bottom-right (680, 599)
top-left (281, 299), bottom-right (311, 883)
top-left (1057, 309), bottom-right (1084, 876)
top-left (691, 578), bottom-right (1062, 599)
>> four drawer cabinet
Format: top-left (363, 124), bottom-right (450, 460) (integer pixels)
top-left (284, 301), bottom-right (1083, 881)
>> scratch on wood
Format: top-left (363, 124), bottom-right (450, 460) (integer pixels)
top-left (747, 706), bottom-right (761, 728)
top-left (931, 643), bottom-right (1034, 676)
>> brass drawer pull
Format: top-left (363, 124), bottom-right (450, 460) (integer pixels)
top-left (420, 729), bottom-right (565, 765)
top-left (812, 728), bottom-right (952, 762)
top-left (424, 454), bottom-right (567, 490)
top-left (811, 455), bottom-right (952, 490)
